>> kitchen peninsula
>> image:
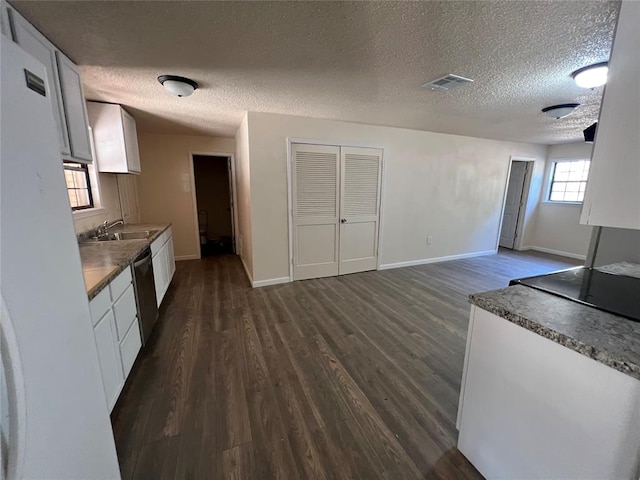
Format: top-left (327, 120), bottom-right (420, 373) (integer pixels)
top-left (457, 265), bottom-right (640, 478)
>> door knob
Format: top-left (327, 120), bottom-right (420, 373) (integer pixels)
top-left (340, 218), bottom-right (347, 223)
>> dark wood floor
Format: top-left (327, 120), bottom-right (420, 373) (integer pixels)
top-left (111, 248), bottom-right (580, 480)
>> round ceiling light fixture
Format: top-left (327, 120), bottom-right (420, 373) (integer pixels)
top-left (571, 62), bottom-right (608, 89)
top-left (157, 75), bottom-right (199, 97)
top-left (541, 103), bottom-right (580, 119)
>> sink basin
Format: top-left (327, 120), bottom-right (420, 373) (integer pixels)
top-left (113, 230), bottom-right (158, 240)
top-left (81, 230), bottom-right (158, 243)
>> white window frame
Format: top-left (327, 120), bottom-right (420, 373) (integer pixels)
top-left (544, 158), bottom-right (590, 205)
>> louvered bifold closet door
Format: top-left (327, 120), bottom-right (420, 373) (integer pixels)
top-left (339, 146), bottom-right (382, 275)
top-left (292, 144), bottom-right (340, 280)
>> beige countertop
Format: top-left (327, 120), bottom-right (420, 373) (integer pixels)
top-left (79, 223), bottom-right (171, 299)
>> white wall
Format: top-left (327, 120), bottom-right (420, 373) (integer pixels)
top-left (235, 114), bottom-right (253, 278)
top-left (137, 133), bottom-right (235, 259)
top-left (525, 142), bottom-right (593, 260)
top-left (244, 112), bottom-right (547, 282)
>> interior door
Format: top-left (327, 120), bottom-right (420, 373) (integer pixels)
top-left (339, 146), bottom-right (382, 275)
top-left (292, 144), bottom-right (340, 280)
top-left (499, 161), bottom-right (528, 249)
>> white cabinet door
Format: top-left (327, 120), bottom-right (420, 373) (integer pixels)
top-left (580, 1), bottom-right (640, 229)
top-left (93, 310), bottom-right (124, 411)
top-left (112, 285), bottom-right (137, 341)
top-left (56, 51), bottom-right (92, 163)
top-left (166, 236), bottom-right (175, 281)
top-left (9, 7), bottom-right (70, 155)
top-left (122, 109), bottom-right (141, 173)
top-left (119, 320), bottom-right (142, 378)
top-left (1, 1), bottom-right (11, 39)
top-left (152, 244), bottom-right (167, 307)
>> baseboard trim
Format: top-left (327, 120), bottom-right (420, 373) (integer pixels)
top-left (252, 276), bottom-right (291, 288)
top-left (175, 254), bottom-right (200, 261)
top-left (518, 245), bottom-right (586, 261)
top-left (240, 256), bottom-right (253, 285)
top-left (379, 250), bottom-right (496, 270)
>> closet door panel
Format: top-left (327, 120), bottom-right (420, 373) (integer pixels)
top-left (339, 147), bottom-right (382, 275)
top-left (292, 144), bottom-right (340, 280)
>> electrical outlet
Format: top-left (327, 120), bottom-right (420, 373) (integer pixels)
top-left (427, 236), bottom-right (433, 245)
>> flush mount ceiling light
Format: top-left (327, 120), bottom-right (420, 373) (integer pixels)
top-left (571, 62), bottom-right (608, 89)
top-left (541, 103), bottom-right (580, 119)
top-left (157, 75), bottom-right (199, 97)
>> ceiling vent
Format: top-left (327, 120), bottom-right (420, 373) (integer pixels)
top-left (422, 74), bottom-right (474, 92)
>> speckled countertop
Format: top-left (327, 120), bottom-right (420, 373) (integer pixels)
top-left (470, 280), bottom-right (640, 381)
top-left (596, 262), bottom-right (640, 279)
top-left (79, 223), bottom-right (170, 299)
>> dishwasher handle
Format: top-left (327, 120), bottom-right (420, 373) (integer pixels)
top-left (133, 249), bottom-right (152, 268)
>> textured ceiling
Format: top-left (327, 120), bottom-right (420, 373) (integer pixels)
top-left (11, 0), bottom-right (619, 144)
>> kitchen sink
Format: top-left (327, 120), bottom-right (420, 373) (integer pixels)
top-left (114, 230), bottom-right (158, 240)
top-left (81, 230), bottom-right (158, 243)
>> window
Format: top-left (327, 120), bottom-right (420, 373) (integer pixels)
top-left (64, 162), bottom-right (94, 210)
top-left (548, 160), bottom-right (590, 203)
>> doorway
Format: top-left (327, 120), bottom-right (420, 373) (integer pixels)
top-left (499, 160), bottom-right (530, 249)
top-left (192, 154), bottom-right (235, 257)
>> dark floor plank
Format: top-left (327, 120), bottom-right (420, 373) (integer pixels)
top-left (132, 435), bottom-right (181, 480)
top-left (221, 442), bottom-right (255, 480)
top-left (112, 249), bottom-right (580, 480)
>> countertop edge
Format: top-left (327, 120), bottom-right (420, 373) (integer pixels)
top-left (85, 224), bottom-right (171, 300)
top-left (469, 292), bottom-right (640, 382)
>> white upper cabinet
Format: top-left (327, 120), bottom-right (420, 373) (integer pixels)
top-left (580, 0), bottom-right (640, 229)
top-left (87, 102), bottom-right (141, 174)
top-left (8, 6), bottom-right (93, 164)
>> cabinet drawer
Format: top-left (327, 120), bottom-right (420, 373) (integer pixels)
top-left (110, 266), bottom-right (132, 301)
top-left (120, 320), bottom-right (142, 378)
top-left (89, 287), bottom-right (111, 326)
top-left (112, 284), bottom-right (137, 340)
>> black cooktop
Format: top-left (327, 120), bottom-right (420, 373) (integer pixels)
top-left (510, 267), bottom-right (640, 322)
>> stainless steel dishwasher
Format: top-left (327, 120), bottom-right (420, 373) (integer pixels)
top-left (132, 247), bottom-right (158, 345)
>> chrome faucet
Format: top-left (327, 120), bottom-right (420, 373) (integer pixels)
top-left (97, 219), bottom-right (124, 238)
top-left (105, 219), bottom-right (124, 231)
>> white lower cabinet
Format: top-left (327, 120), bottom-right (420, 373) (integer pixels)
top-left (151, 228), bottom-right (175, 307)
top-left (89, 266), bottom-right (142, 411)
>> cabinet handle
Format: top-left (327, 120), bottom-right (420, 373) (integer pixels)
top-left (340, 218), bottom-right (347, 223)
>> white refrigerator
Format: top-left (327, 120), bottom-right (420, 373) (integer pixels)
top-left (0, 35), bottom-right (121, 478)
